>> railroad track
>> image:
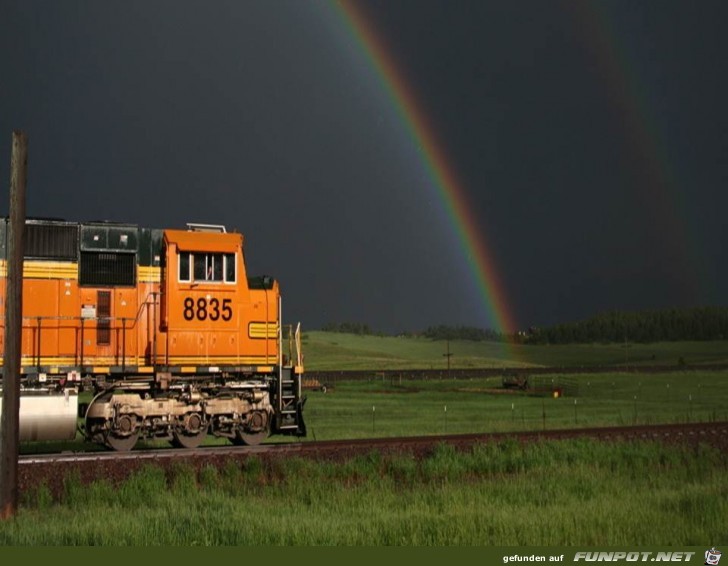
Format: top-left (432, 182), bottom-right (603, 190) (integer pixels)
top-left (18, 421), bottom-right (728, 499)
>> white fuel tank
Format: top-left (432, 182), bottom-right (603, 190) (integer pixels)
top-left (0, 389), bottom-right (79, 441)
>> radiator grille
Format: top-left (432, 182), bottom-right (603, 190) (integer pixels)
top-left (80, 252), bottom-right (136, 286)
top-left (24, 223), bottom-right (78, 260)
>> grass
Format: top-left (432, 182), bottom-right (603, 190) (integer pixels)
top-left (302, 331), bottom-right (728, 370)
top-left (302, 370), bottom-right (728, 440)
top-left (303, 332), bottom-right (530, 370)
top-left (4, 440), bottom-right (727, 545)
top-left (7, 335), bottom-right (728, 545)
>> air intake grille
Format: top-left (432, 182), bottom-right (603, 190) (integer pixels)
top-left (80, 252), bottom-right (136, 286)
top-left (24, 223), bottom-right (78, 260)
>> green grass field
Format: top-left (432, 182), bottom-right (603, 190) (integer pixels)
top-left (5, 334), bottom-right (728, 545)
top-left (4, 440), bottom-right (727, 545)
top-left (302, 370), bottom-right (728, 440)
top-left (302, 331), bottom-right (728, 370)
top-left (298, 332), bottom-right (728, 440)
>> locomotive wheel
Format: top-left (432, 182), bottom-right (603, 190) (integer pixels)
top-left (231, 410), bottom-right (270, 446)
top-left (170, 428), bottom-right (207, 449)
top-left (170, 413), bottom-right (208, 449)
top-left (106, 430), bottom-right (140, 452)
top-left (232, 429), bottom-right (269, 446)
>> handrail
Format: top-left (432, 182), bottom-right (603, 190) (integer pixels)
top-left (5, 291), bottom-right (158, 370)
top-left (295, 322), bottom-right (302, 367)
top-left (278, 294), bottom-right (283, 413)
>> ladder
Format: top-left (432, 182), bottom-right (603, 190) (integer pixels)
top-left (275, 305), bottom-right (306, 436)
top-left (275, 366), bottom-right (305, 435)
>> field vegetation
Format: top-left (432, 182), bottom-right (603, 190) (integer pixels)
top-left (4, 334), bottom-right (728, 545)
top-left (302, 370), bottom-right (728, 440)
top-left (302, 330), bottom-right (728, 370)
top-left (3, 440), bottom-right (727, 545)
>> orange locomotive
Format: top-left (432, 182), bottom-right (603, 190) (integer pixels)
top-left (0, 218), bottom-right (306, 450)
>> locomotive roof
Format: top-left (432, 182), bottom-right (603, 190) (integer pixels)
top-left (165, 229), bottom-right (242, 253)
top-left (0, 218), bottom-right (244, 265)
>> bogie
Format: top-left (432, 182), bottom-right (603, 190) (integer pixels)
top-left (83, 381), bottom-right (283, 451)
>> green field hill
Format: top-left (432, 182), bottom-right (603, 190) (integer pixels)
top-left (301, 330), bottom-right (728, 370)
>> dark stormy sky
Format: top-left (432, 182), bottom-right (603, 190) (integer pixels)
top-left (1, 1), bottom-right (726, 334)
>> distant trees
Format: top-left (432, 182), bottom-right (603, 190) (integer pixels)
top-left (319, 306), bottom-right (728, 344)
top-left (319, 322), bottom-right (507, 342)
top-left (421, 325), bottom-right (505, 342)
top-left (320, 322), bottom-right (374, 336)
top-left (525, 307), bottom-right (728, 344)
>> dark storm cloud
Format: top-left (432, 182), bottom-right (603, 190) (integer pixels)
top-left (1, 1), bottom-right (726, 333)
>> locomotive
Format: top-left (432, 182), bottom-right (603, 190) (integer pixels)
top-left (0, 218), bottom-right (306, 450)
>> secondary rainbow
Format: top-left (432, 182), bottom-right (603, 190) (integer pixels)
top-left (333, 0), bottom-right (518, 336)
top-left (566, 1), bottom-right (704, 301)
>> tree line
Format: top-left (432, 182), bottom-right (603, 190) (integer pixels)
top-left (320, 306), bottom-right (728, 344)
top-left (319, 322), bottom-right (375, 335)
top-left (421, 324), bottom-right (505, 342)
top-left (524, 306), bottom-right (728, 344)
top-left (319, 322), bottom-right (506, 341)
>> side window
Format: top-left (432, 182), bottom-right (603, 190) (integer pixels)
top-left (184, 252), bottom-right (233, 283)
top-left (224, 253), bottom-right (236, 283)
top-left (212, 255), bottom-right (223, 281)
top-left (178, 252), bottom-right (191, 282)
top-left (193, 254), bottom-right (207, 281)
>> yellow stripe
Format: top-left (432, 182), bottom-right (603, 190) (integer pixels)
top-left (0, 260), bottom-right (161, 282)
top-left (11, 355), bottom-right (276, 371)
top-left (18, 356), bottom-right (77, 365)
top-left (248, 322), bottom-right (279, 339)
top-left (138, 266), bottom-right (161, 283)
top-left (12, 355), bottom-right (273, 366)
top-left (14, 356), bottom-right (144, 367)
top-left (0, 260), bottom-right (78, 279)
top-left (167, 356), bottom-right (272, 364)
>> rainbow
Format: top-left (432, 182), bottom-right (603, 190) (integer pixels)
top-left (332, 0), bottom-right (518, 336)
top-left (565, 1), bottom-right (703, 301)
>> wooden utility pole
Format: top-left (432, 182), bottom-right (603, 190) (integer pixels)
top-left (1, 131), bottom-right (27, 519)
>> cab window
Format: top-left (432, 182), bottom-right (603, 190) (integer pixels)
top-left (178, 251), bottom-right (236, 283)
